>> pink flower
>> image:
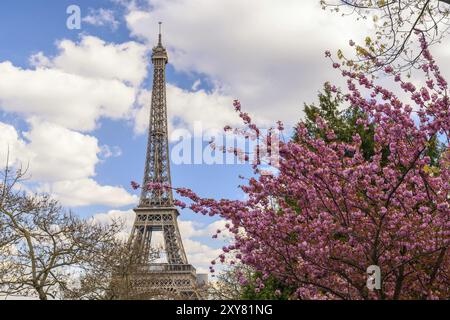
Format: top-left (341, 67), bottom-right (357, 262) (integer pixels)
top-left (174, 200), bottom-right (186, 209)
top-left (384, 65), bottom-right (393, 73)
top-left (131, 181), bottom-right (140, 190)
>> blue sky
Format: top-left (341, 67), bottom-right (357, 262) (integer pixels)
top-left (1, 0), bottom-right (448, 273)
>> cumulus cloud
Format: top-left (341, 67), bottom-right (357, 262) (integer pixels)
top-left (38, 179), bottom-right (138, 207)
top-left (0, 122), bottom-right (27, 169)
top-left (91, 209), bottom-right (136, 240)
top-left (123, 0), bottom-right (374, 128)
top-left (0, 120), bottom-right (136, 208)
top-left (0, 61), bottom-right (135, 132)
top-left (0, 36), bottom-right (148, 132)
top-left (83, 8), bottom-right (120, 30)
top-left (179, 219), bottom-right (231, 239)
top-left (183, 238), bottom-right (222, 273)
top-left (100, 145), bottom-right (123, 159)
top-left (42, 36), bottom-right (148, 86)
top-left (435, 43), bottom-right (450, 67)
top-left (134, 85), bottom-right (246, 137)
top-left (0, 120), bottom-right (99, 181)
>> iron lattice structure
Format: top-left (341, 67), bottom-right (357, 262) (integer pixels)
top-left (127, 25), bottom-right (199, 299)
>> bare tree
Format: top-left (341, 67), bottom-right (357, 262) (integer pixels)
top-left (321, 0), bottom-right (450, 71)
top-left (62, 238), bottom-right (165, 300)
top-left (0, 158), bottom-right (206, 300)
top-left (208, 266), bottom-right (248, 300)
top-left (0, 163), bottom-right (122, 300)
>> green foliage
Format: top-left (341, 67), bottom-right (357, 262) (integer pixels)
top-left (295, 82), bottom-right (376, 161)
top-left (426, 135), bottom-right (445, 167)
top-left (240, 273), bottom-right (295, 300)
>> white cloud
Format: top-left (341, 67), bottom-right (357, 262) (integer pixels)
top-left (123, 0), bottom-right (374, 128)
top-left (179, 219), bottom-right (231, 239)
top-left (0, 122), bottom-right (28, 169)
top-left (0, 120), bottom-right (99, 181)
top-left (29, 52), bottom-right (51, 68)
top-left (134, 85), bottom-right (246, 136)
top-left (183, 238), bottom-right (221, 273)
top-left (0, 120), bottom-right (136, 208)
top-left (0, 36), bottom-right (148, 132)
top-left (100, 145), bottom-right (123, 159)
top-left (0, 61), bottom-right (135, 132)
top-left (39, 179), bottom-right (137, 207)
top-left (191, 79), bottom-right (201, 91)
top-left (123, 0), bottom-right (450, 135)
top-left (24, 119), bottom-right (101, 181)
top-left (179, 219), bottom-right (231, 272)
top-left (133, 89), bottom-right (152, 134)
top-left (420, 42), bottom-right (450, 82)
top-left (83, 8), bottom-right (120, 30)
top-left (45, 36), bottom-right (148, 86)
top-left (91, 209), bottom-right (136, 240)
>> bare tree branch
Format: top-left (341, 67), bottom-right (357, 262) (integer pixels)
top-left (321, 0), bottom-right (450, 71)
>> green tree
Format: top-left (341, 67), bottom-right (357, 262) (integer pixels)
top-left (240, 273), bottom-right (295, 300)
top-left (295, 82), bottom-right (375, 161)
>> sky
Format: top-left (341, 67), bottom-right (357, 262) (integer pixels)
top-left (0, 0), bottom-right (449, 274)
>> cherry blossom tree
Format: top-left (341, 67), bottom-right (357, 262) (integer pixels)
top-left (135, 35), bottom-right (449, 299)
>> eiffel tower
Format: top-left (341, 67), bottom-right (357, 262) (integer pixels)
top-left (125, 23), bottom-right (201, 299)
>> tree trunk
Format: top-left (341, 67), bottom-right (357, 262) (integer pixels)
top-left (37, 288), bottom-right (48, 300)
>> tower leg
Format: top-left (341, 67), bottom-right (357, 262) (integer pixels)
top-left (142, 227), bottom-right (153, 263)
top-left (163, 224), bottom-right (187, 264)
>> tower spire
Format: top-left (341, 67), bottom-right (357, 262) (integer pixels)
top-left (158, 21), bottom-right (162, 46)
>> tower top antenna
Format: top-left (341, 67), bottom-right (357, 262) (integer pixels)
top-left (158, 22), bottom-right (163, 46)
